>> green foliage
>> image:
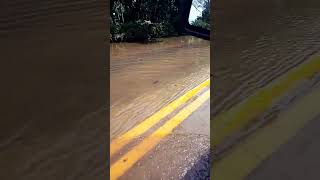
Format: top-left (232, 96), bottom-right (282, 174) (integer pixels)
top-left (191, 0), bottom-right (210, 30)
top-left (121, 21), bottom-right (150, 42)
top-left (192, 19), bottom-right (210, 30)
top-left (110, 0), bottom-right (180, 42)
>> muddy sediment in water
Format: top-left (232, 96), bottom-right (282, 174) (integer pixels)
top-left (0, 1), bottom-right (107, 179)
top-left (110, 36), bottom-right (210, 139)
top-left (212, 0), bottom-right (320, 117)
top-left (211, 0), bottom-right (320, 168)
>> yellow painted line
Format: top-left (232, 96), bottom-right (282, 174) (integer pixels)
top-left (213, 85), bottom-right (320, 180)
top-left (110, 79), bottom-right (210, 157)
top-left (111, 90), bottom-right (210, 180)
top-left (212, 56), bottom-right (320, 147)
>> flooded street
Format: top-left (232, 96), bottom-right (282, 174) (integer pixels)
top-left (213, 0), bottom-right (320, 179)
top-left (212, 0), bottom-right (320, 142)
top-left (212, 0), bottom-right (320, 116)
top-left (111, 36), bottom-right (210, 139)
top-left (0, 1), bottom-right (107, 179)
top-left (110, 36), bottom-right (210, 179)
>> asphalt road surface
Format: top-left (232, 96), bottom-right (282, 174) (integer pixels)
top-left (110, 36), bottom-right (210, 179)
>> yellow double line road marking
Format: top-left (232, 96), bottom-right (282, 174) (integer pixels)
top-left (212, 55), bottom-right (320, 147)
top-left (212, 55), bottom-right (320, 179)
top-left (110, 79), bottom-right (210, 180)
top-left (110, 79), bottom-right (210, 157)
top-left (214, 85), bottom-right (320, 180)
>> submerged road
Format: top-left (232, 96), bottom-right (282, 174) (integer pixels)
top-left (0, 1), bottom-right (106, 179)
top-left (110, 36), bottom-right (210, 179)
top-left (247, 83), bottom-right (320, 180)
top-left (212, 0), bottom-right (320, 179)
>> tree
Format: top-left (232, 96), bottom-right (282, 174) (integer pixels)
top-left (110, 0), bottom-right (181, 42)
top-left (191, 0), bottom-right (210, 30)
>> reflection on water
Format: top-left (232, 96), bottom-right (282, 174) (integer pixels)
top-left (212, 0), bottom-right (320, 117)
top-left (110, 36), bottom-right (210, 139)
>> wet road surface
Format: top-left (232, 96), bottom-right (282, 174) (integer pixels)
top-left (212, 0), bottom-right (320, 116)
top-left (212, 0), bottom-right (320, 149)
top-left (120, 97), bottom-right (210, 180)
top-left (111, 36), bottom-right (210, 139)
top-left (214, 73), bottom-right (320, 179)
top-left (1, 33), bottom-right (107, 180)
top-left (110, 36), bottom-right (210, 179)
top-left (247, 104), bottom-right (320, 180)
top-left (0, 1), bottom-right (107, 179)
top-left (212, 0), bottom-right (320, 179)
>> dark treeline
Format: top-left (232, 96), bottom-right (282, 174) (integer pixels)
top-left (110, 0), bottom-right (182, 42)
top-left (110, 0), bottom-right (210, 42)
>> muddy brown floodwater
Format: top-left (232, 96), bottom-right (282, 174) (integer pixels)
top-left (212, 0), bottom-right (320, 116)
top-left (110, 36), bottom-right (210, 140)
top-left (0, 1), bottom-right (107, 180)
top-left (211, 0), bottom-right (320, 170)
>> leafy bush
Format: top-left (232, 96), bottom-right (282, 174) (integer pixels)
top-left (120, 21), bottom-right (150, 42)
top-left (192, 19), bottom-right (210, 30)
top-left (110, 0), bottom-right (180, 42)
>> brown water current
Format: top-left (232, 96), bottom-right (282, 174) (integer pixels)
top-left (0, 1), bottom-right (107, 180)
top-left (110, 36), bottom-right (210, 140)
top-left (212, 0), bottom-right (320, 117)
